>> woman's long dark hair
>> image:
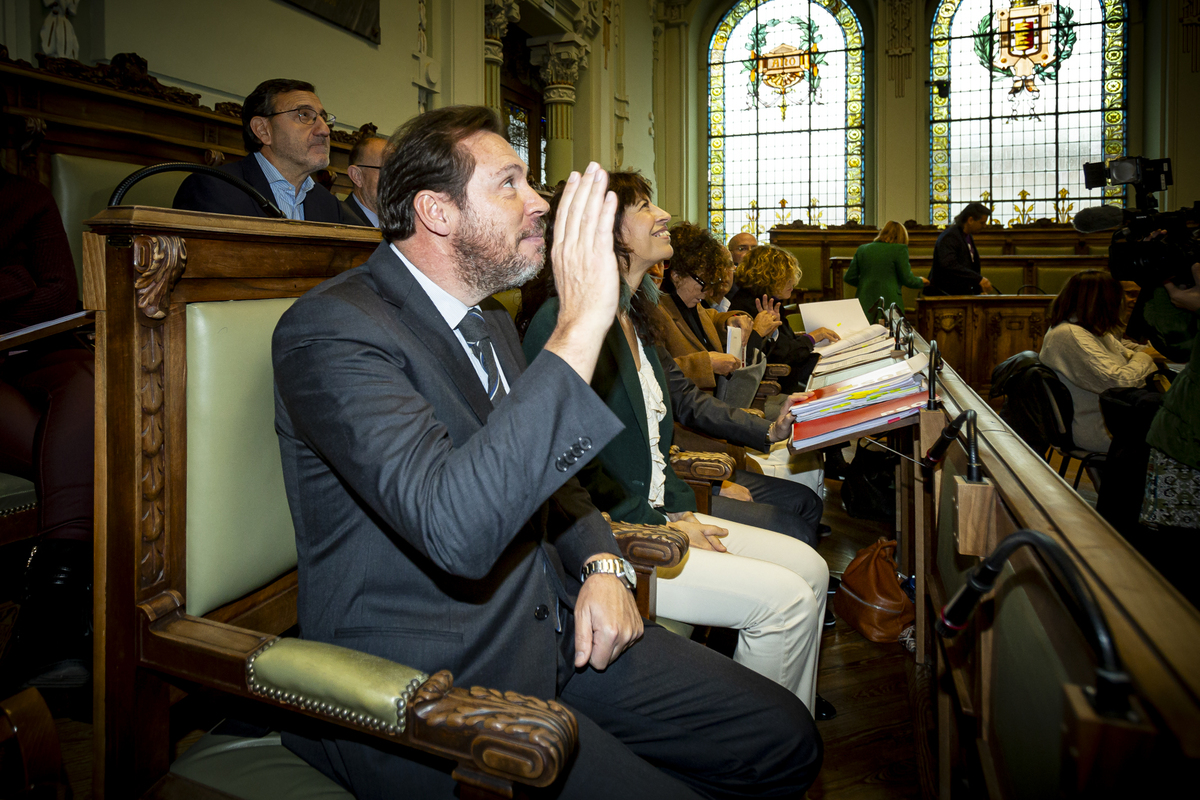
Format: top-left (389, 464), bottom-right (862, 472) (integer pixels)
top-left (517, 170), bottom-right (666, 344)
top-left (1048, 269), bottom-right (1124, 336)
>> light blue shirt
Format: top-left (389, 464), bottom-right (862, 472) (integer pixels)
top-left (254, 152), bottom-right (314, 221)
top-left (391, 243), bottom-right (510, 394)
top-left (354, 196), bottom-right (380, 227)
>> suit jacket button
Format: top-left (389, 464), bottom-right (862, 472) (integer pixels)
top-left (534, 604), bottom-right (550, 621)
top-left (555, 457), bottom-right (568, 472)
top-left (565, 452), bottom-right (578, 465)
top-left (579, 437), bottom-right (593, 451)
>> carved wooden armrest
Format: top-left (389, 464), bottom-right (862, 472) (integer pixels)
top-left (608, 520), bottom-right (688, 571)
top-left (765, 363), bottom-right (791, 379)
top-left (669, 447), bottom-right (736, 484)
top-left (755, 379), bottom-right (782, 399)
top-left (0, 310), bottom-right (95, 351)
top-left (137, 597), bottom-right (574, 793)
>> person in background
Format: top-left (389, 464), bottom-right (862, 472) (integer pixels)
top-left (926, 202), bottom-right (993, 296)
top-left (845, 220), bottom-right (928, 320)
top-left (1039, 270), bottom-right (1161, 453)
top-left (728, 232), bottom-right (757, 268)
top-left (0, 168), bottom-right (94, 689)
top-left (173, 78), bottom-right (360, 224)
top-left (342, 134), bottom-right (387, 227)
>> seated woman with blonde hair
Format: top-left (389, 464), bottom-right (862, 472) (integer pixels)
top-left (728, 245), bottom-right (839, 392)
top-left (1040, 270), bottom-right (1163, 453)
top-left (845, 220), bottom-right (928, 320)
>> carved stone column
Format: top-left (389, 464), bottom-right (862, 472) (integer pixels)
top-left (529, 33), bottom-right (590, 185)
top-left (484, 0), bottom-right (520, 113)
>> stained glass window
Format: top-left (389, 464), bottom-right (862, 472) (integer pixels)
top-left (929, 0), bottom-right (1127, 227)
top-left (707, 0), bottom-right (865, 241)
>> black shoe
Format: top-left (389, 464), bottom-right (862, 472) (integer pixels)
top-left (824, 607), bottom-right (836, 628)
top-left (827, 576), bottom-right (841, 595)
top-left (817, 523), bottom-right (832, 539)
top-left (10, 539), bottom-right (93, 688)
top-left (815, 694), bottom-right (837, 721)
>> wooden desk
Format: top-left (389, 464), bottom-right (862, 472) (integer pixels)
top-left (829, 254), bottom-right (1110, 300)
top-left (915, 294), bottom-right (1054, 398)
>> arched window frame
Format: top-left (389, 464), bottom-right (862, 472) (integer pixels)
top-left (928, 0), bottom-right (1129, 226)
top-left (707, 0), bottom-right (866, 242)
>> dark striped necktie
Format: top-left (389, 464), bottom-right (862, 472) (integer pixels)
top-left (457, 306), bottom-right (507, 404)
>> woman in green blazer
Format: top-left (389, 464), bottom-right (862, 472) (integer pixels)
top-left (520, 170), bottom-right (829, 712)
top-left (845, 220), bottom-right (928, 320)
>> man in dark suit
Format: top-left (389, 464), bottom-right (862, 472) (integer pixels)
top-left (271, 105), bottom-right (820, 798)
top-left (341, 135), bottom-right (386, 226)
top-left (926, 201), bottom-right (994, 295)
top-left (173, 78), bottom-right (360, 224)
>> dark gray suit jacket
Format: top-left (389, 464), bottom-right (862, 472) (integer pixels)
top-left (271, 241), bottom-right (624, 698)
top-left (173, 154), bottom-right (358, 224)
top-left (341, 192), bottom-right (373, 226)
top-left (927, 224), bottom-right (983, 295)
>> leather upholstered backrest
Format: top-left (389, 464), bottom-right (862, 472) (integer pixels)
top-left (185, 298), bottom-right (298, 617)
top-left (51, 154), bottom-right (187, 291)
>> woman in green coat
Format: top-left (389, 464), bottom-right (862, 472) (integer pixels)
top-left (844, 220), bottom-right (928, 320)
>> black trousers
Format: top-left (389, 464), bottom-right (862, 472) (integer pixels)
top-left (284, 625), bottom-right (822, 799)
top-left (709, 469), bottom-right (824, 548)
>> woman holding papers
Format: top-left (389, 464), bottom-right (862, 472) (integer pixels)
top-left (521, 172), bottom-right (832, 717)
top-left (845, 221), bottom-right (928, 320)
top-left (1040, 270), bottom-right (1161, 453)
top-left (656, 222), bottom-right (756, 390)
top-left (730, 245), bottom-right (840, 391)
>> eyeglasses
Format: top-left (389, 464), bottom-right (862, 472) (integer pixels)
top-left (685, 273), bottom-right (708, 290)
top-left (262, 106), bottom-right (336, 127)
top-left (352, 165), bottom-right (381, 170)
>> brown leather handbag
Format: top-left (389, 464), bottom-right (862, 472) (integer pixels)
top-left (833, 538), bottom-right (915, 643)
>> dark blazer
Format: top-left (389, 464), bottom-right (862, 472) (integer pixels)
top-left (341, 192), bottom-right (373, 226)
top-left (728, 288), bottom-right (817, 390)
top-left (272, 242), bottom-right (624, 702)
top-left (173, 153), bottom-right (358, 224)
top-left (523, 298), bottom-right (771, 526)
top-left (927, 224), bottom-right (983, 296)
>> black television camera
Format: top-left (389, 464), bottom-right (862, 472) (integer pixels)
top-left (1077, 156), bottom-right (1198, 289)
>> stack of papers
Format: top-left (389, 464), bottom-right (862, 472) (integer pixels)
top-left (799, 300), bottom-right (898, 378)
top-left (789, 354), bottom-right (933, 447)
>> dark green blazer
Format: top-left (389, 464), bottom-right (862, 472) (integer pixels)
top-left (845, 241), bottom-right (925, 319)
top-left (523, 298), bottom-right (696, 524)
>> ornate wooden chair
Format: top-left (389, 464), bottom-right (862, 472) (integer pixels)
top-left (85, 208), bottom-right (686, 799)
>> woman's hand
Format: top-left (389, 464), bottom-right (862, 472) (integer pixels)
top-left (767, 392), bottom-right (813, 442)
top-left (711, 352), bottom-right (742, 375)
top-left (755, 295), bottom-right (782, 320)
top-left (665, 511), bottom-right (729, 553)
top-left (921, 277), bottom-right (931, 286)
top-left (730, 314), bottom-right (753, 338)
top-left (752, 309), bottom-right (782, 337)
top-left (807, 327), bottom-right (841, 344)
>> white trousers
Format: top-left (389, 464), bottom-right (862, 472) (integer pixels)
top-left (654, 513), bottom-right (829, 712)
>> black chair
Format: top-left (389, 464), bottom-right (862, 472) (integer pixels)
top-left (990, 351), bottom-right (1106, 491)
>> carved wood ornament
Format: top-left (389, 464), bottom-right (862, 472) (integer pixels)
top-left (933, 310), bottom-right (964, 334)
top-left (132, 235), bottom-right (186, 591)
top-left (411, 670), bottom-right (577, 789)
top-left (887, 0), bottom-right (915, 98)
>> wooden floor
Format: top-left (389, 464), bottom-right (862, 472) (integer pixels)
top-left (39, 472), bottom-right (928, 800)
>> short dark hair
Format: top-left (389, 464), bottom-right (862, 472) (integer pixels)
top-left (348, 135), bottom-right (386, 166)
top-left (1048, 270), bottom-right (1123, 336)
top-left (954, 202), bottom-right (991, 227)
top-left (242, 79), bottom-right (317, 153)
top-left (378, 106), bottom-right (503, 241)
top-left (667, 221), bottom-right (730, 290)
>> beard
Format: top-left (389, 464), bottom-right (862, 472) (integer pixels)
top-left (451, 202), bottom-right (545, 297)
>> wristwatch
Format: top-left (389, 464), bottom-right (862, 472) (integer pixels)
top-left (580, 557), bottom-right (637, 589)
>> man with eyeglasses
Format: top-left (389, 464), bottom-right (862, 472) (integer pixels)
top-left (341, 135), bottom-right (388, 227)
top-left (173, 79), bottom-right (360, 224)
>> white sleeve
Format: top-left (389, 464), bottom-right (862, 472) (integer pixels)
top-left (1041, 326), bottom-right (1156, 394)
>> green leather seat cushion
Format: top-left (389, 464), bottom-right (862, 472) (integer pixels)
top-left (0, 473), bottom-right (36, 516)
top-left (186, 298), bottom-right (298, 617)
top-left (171, 731), bottom-right (353, 799)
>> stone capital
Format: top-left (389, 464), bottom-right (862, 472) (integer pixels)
top-left (484, 0), bottom-right (520, 42)
top-left (544, 84), bottom-right (577, 106)
top-left (484, 39), bottom-right (503, 66)
top-left (528, 32), bottom-right (590, 87)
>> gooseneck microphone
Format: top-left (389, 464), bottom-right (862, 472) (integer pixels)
top-left (926, 340), bottom-right (940, 410)
top-left (921, 409), bottom-right (973, 469)
top-left (935, 529), bottom-right (1132, 716)
top-left (109, 162), bottom-right (285, 219)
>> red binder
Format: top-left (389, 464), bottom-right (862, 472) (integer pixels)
top-left (792, 390), bottom-right (930, 440)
